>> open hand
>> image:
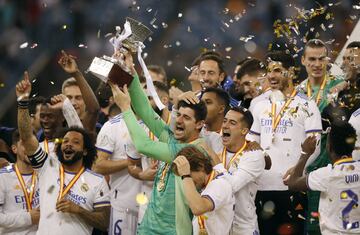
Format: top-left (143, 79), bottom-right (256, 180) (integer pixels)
top-left (301, 135), bottom-right (317, 157)
top-left (174, 91), bottom-right (199, 109)
top-left (58, 50), bottom-right (79, 74)
top-left (56, 198), bottom-right (80, 214)
top-left (16, 71), bottom-right (32, 100)
top-left (109, 83), bottom-right (131, 111)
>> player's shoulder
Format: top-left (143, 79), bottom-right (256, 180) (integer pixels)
top-left (84, 169), bottom-right (104, 181)
top-left (107, 113), bottom-right (124, 125)
top-left (351, 108), bottom-right (360, 118)
top-left (0, 165), bottom-right (14, 175)
top-left (295, 92), bottom-right (309, 101)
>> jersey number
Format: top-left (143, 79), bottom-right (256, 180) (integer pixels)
top-left (341, 189), bottom-right (359, 230)
top-left (114, 219), bottom-right (122, 235)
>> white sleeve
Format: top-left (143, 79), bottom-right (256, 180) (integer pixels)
top-left (0, 206), bottom-right (32, 228)
top-left (93, 178), bottom-right (111, 209)
top-left (96, 123), bottom-right (115, 154)
top-left (125, 140), bottom-right (141, 160)
top-left (0, 174), bottom-right (5, 205)
top-left (62, 98), bottom-right (83, 128)
top-left (224, 151), bottom-right (265, 192)
top-left (307, 166), bottom-right (331, 192)
top-left (201, 178), bottom-right (232, 211)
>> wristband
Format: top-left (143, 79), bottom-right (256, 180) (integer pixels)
top-left (181, 175), bottom-right (192, 180)
top-left (300, 150), bottom-right (308, 155)
top-left (17, 99), bottom-right (30, 109)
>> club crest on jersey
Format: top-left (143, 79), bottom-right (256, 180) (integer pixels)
top-left (81, 183), bottom-right (89, 192)
top-left (14, 184), bottom-right (21, 190)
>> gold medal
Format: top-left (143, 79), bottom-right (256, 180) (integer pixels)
top-left (199, 228), bottom-right (208, 235)
top-left (157, 181), bottom-right (165, 192)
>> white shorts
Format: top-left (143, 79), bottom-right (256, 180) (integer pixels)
top-left (109, 207), bottom-right (138, 235)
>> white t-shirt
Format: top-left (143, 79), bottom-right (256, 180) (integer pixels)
top-left (224, 149), bottom-right (265, 234)
top-left (307, 160), bottom-right (360, 235)
top-left (248, 93), bottom-right (322, 190)
top-left (349, 108), bottom-right (360, 161)
top-left (39, 141), bottom-right (55, 156)
top-left (96, 114), bottom-right (142, 211)
top-left (0, 165), bottom-right (40, 235)
top-left (200, 128), bottom-right (224, 154)
top-left (33, 149), bottom-right (110, 235)
top-left (192, 176), bottom-right (235, 235)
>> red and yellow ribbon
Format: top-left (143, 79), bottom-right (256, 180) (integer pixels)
top-left (14, 164), bottom-right (36, 211)
top-left (44, 139), bottom-right (49, 154)
top-left (57, 165), bottom-right (85, 201)
top-left (271, 89), bottom-right (297, 133)
top-left (334, 157), bottom-right (353, 166)
top-left (221, 141), bottom-right (247, 169)
top-left (307, 75), bottom-right (327, 105)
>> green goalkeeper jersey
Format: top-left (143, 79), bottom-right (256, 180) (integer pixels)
top-left (123, 74), bottom-right (205, 234)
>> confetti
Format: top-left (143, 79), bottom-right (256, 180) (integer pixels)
top-left (167, 60), bottom-right (173, 66)
top-left (19, 42), bottom-right (29, 49)
top-left (47, 185), bottom-right (55, 194)
top-left (97, 30), bottom-right (101, 38)
top-left (175, 41), bottom-right (181, 46)
top-left (223, 8), bottom-right (229, 14)
top-left (50, 81), bottom-right (55, 85)
top-left (62, 25), bottom-right (67, 30)
top-left (353, 5), bottom-right (360, 10)
top-left (30, 43), bottom-right (38, 49)
top-left (0, 83), bottom-right (4, 88)
top-left (178, 13), bottom-right (183, 18)
top-left (161, 22), bottom-right (168, 28)
top-left (136, 193), bottom-right (148, 205)
top-left (146, 7), bottom-right (152, 12)
top-left (185, 66), bottom-right (191, 72)
top-left (78, 44), bottom-right (88, 48)
top-left (225, 47), bottom-right (232, 52)
top-left (187, 26), bottom-right (192, 32)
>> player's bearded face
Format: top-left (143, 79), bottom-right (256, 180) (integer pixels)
top-left (267, 62), bottom-right (290, 92)
top-left (57, 131), bottom-right (85, 165)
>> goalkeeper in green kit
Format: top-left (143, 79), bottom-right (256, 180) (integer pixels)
top-left (109, 50), bottom-right (219, 235)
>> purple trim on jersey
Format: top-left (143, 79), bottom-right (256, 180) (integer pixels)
top-left (202, 194), bottom-right (215, 211)
top-left (249, 130), bottom-right (260, 135)
top-left (305, 129), bottom-right (322, 134)
top-left (93, 201), bottom-right (111, 208)
top-left (96, 147), bottom-right (113, 154)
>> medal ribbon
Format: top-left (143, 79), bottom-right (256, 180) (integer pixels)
top-left (57, 165), bottom-right (85, 201)
top-left (306, 75), bottom-right (327, 105)
top-left (271, 89), bottom-right (297, 133)
top-left (221, 141), bottom-right (247, 169)
top-left (44, 139), bottom-right (49, 154)
top-left (197, 170), bottom-right (216, 233)
top-left (14, 164), bottom-right (36, 211)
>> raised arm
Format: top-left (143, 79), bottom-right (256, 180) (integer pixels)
top-left (16, 72), bottom-right (40, 156)
top-left (110, 83), bottom-right (179, 163)
top-left (118, 51), bottom-right (166, 138)
top-left (58, 50), bottom-right (100, 132)
top-left (287, 136), bottom-right (317, 191)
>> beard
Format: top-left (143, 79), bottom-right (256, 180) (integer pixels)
top-left (229, 84), bottom-right (244, 101)
top-left (57, 148), bottom-right (83, 166)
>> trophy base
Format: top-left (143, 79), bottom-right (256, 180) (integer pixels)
top-left (88, 57), bottom-right (133, 87)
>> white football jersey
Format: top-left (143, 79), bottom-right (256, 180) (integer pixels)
top-left (224, 149), bottom-right (265, 234)
top-left (0, 165), bottom-right (40, 235)
top-left (248, 93), bottom-right (322, 190)
top-left (192, 176), bottom-right (235, 235)
top-left (307, 160), bottom-right (360, 235)
top-left (34, 149), bottom-right (110, 235)
top-left (349, 108), bottom-right (360, 161)
top-left (96, 114), bottom-right (142, 211)
top-left (200, 128), bottom-right (224, 154)
top-left (249, 89), bottom-right (272, 113)
top-left (39, 140), bottom-right (55, 156)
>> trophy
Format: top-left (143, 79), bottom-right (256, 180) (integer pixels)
top-left (88, 17), bottom-right (153, 87)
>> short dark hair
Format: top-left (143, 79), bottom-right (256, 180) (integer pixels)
top-left (178, 100), bottom-right (207, 122)
top-left (153, 81), bottom-right (169, 95)
top-left (236, 58), bottom-right (266, 80)
top-left (329, 121), bottom-right (356, 157)
top-left (176, 146), bottom-right (212, 174)
top-left (55, 126), bottom-right (96, 169)
top-left (346, 41), bottom-right (360, 49)
top-left (229, 106), bottom-right (254, 128)
top-left (202, 87), bottom-right (230, 113)
top-left (95, 83), bottom-right (112, 108)
top-left (304, 39), bottom-right (328, 56)
top-left (148, 65), bottom-right (167, 84)
top-left (29, 96), bottom-right (46, 115)
top-left (266, 50), bottom-right (295, 70)
top-left (199, 54), bottom-right (226, 74)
